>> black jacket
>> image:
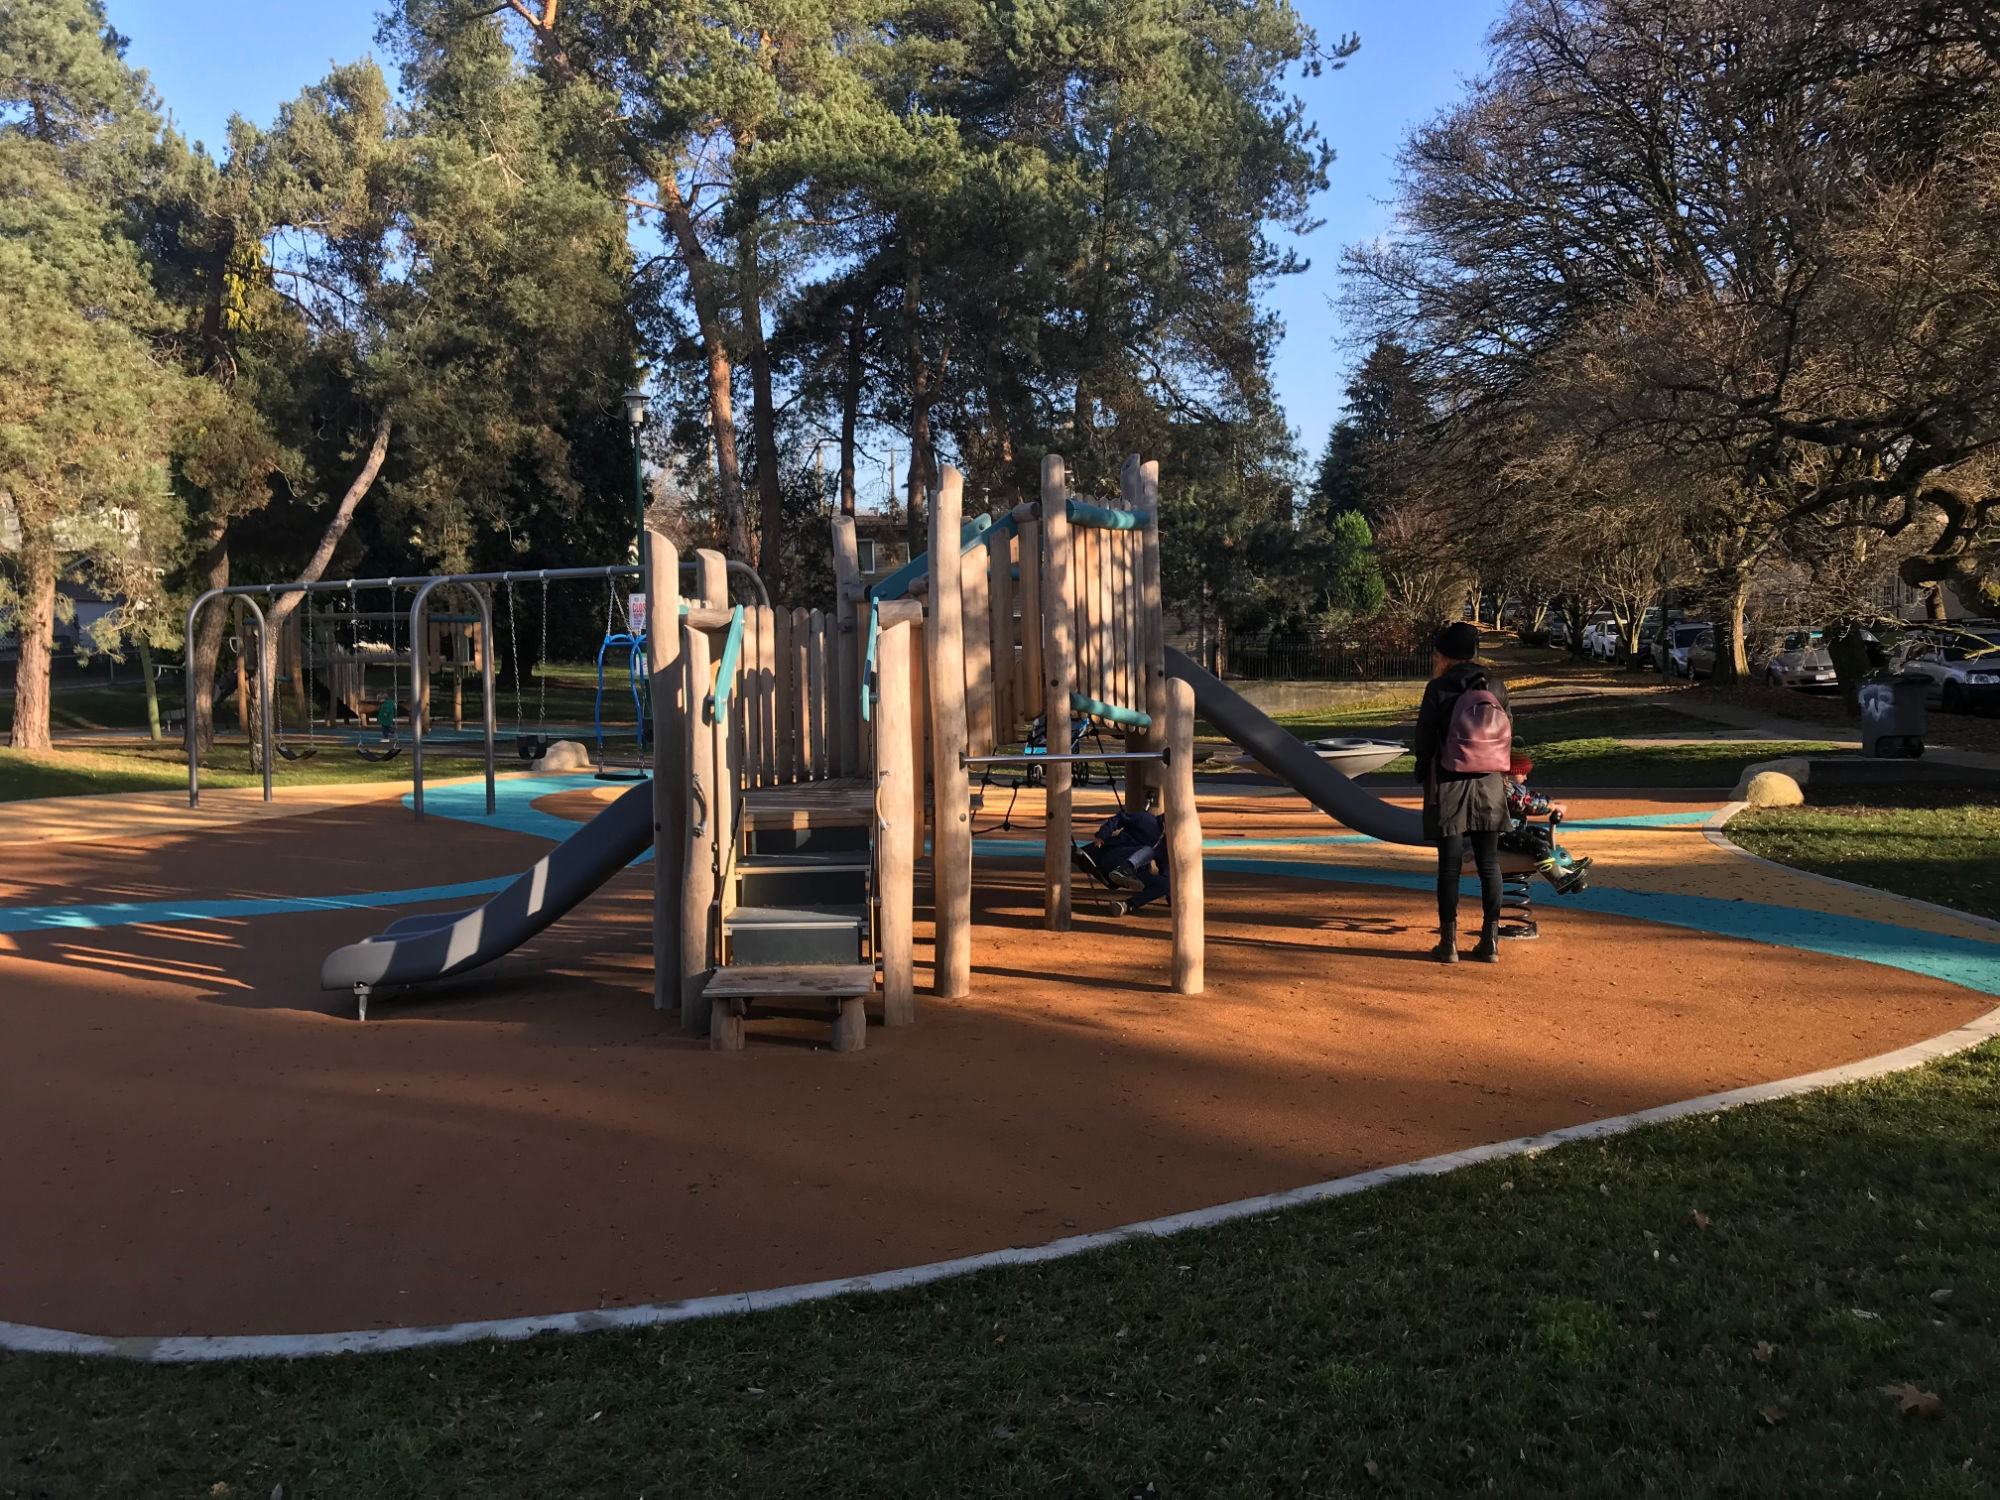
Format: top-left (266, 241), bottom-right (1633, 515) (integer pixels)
top-left (1413, 661), bottom-right (1513, 839)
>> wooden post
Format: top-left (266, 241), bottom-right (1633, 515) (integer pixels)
top-left (1134, 458), bottom-right (1167, 811)
top-left (875, 606), bottom-right (918, 1026)
top-left (1018, 517), bottom-right (1042, 723)
top-left (774, 606), bottom-right (794, 783)
top-left (987, 528), bottom-right (1013, 742)
top-left (963, 544), bottom-right (994, 756)
top-left (680, 623), bottom-right (717, 1032)
top-left (807, 608), bottom-right (827, 777)
top-left (790, 606), bottom-right (811, 777)
top-left (1040, 455), bottom-right (1074, 931)
top-left (696, 548), bottom-right (728, 608)
top-left (1165, 676), bottom-right (1203, 995)
top-left (711, 998), bottom-right (745, 1052)
top-left (833, 515), bottom-right (863, 775)
top-left (832, 997), bottom-right (867, 1052)
top-left (756, 603), bottom-right (776, 785)
top-left (910, 615), bottom-right (928, 825)
top-left (928, 466), bottom-right (973, 997)
top-left (647, 530), bottom-right (684, 1013)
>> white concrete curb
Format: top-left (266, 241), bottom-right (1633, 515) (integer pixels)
top-left (1704, 803), bottom-right (2000, 936)
top-left (5, 1000), bottom-right (1995, 1364)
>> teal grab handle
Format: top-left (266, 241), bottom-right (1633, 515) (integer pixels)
top-left (707, 605), bottom-right (745, 719)
top-left (1071, 692), bottom-right (1151, 728)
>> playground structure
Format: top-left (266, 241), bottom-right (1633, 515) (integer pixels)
top-left (317, 453), bottom-right (1212, 1040)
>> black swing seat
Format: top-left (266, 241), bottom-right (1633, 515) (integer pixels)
top-left (275, 743), bottom-right (318, 762)
top-left (354, 736), bottom-right (402, 762)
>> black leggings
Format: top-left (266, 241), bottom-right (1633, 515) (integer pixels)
top-left (1436, 830), bottom-right (1503, 936)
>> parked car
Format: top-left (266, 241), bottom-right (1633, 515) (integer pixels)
top-left (1545, 616), bottom-right (1571, 648)
top-left (1633, 607), bottom-right (1673, 668)
top-left (1760, 628), bottom-right (1840, 689)
top-left (1581, 612), bottom-right (1621, 660)
top-left (1658, 622), bottom-right (1711, 677)
top-left (1894, 628), bottom-right (2000, 714)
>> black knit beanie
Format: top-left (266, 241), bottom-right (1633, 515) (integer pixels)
top-left (1435, 622), bottom-right (1480, 661)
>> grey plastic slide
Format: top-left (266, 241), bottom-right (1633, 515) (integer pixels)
top-left (320, 780), bottom-right (653, 1007)
top-left (1165, 647), bottom-right (1426, 847)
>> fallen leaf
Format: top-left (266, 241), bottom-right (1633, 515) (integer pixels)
top-left (1752, 1341), bottom-right (1777, 1363)
top-left (1930, 1288), bottom-right (1955, 1307)
top-left (1759, 1405), bottom-right (1787, 1426)
top-left (1880, 1383), bottom-right (1943, 1418)
top-left (993, 1421), bottom-right (1016, 1440)
top-left (1692, 1209), bottom-right (1711, 1229)
top-left (1364, 1459), bottom-right (1381, 1478)
top-left (1851, 1308), bottom-right (1881, 1322)
top-left (1501, 1181), bottom-right (1514, 1191)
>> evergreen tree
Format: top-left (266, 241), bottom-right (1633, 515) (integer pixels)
top-left (0, 0), bottom-right (190, 750)
top-left (1313, 337), bottom-right (1428, 523)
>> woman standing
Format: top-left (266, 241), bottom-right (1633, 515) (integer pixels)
top-left (1411, 622), bottom-right (1513, 963)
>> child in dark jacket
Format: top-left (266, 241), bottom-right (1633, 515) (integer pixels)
top-left (1074, 808), bottom-right (1170, 912)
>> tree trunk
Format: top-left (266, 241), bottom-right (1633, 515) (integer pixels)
top-left (190, 515), bottom-right (230, 756)
top-left (904, 252), bottom-right (932, 557)
top-left (839, 299), bottom-right (866, 517)
top-left (1826, 621), bottom-right (1872, 719)
top-left (138, 639), bottom-right (162, 739)
top-left (7, 536), bottom-right (58, 751)
top-left (248, 411), bottom-right (393, 769)
top-left (738, 221), bottom-right (785, 601)
top-left (659, 172), bottom-right (748, 559)
top-left (1925, 584), bottom-right (1949, 623)
top-left (1713, 569), bottom-right (1753, 683)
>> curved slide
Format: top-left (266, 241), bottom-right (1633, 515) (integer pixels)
top-left (320, 780), bottom-right (653, 1012)
top-left (1165, 647), bottom-right (1426, 847)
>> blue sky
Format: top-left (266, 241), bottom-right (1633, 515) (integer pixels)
top-left (108, 0), bottom-right (1502, 468)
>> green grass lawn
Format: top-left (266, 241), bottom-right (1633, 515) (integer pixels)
top-left (0, 742), bottom-right (517, 803)
top-left (5, 1044), bottom-right (1994, 1497)
top-left (0, 683), bottom-right (160, 734)
top-left (1730, 801), bottom-right (2000, 924)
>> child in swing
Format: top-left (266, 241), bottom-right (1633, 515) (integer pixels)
top-left (1073, 805), bottom-right (1170, 916)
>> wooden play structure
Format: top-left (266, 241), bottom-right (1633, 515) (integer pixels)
top-left (653, 451), bottom-right (1204, 1052)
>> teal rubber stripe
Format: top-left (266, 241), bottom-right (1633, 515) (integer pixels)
top-left (1070, 692), bottom-right (1152, 728)
top-left (963, 838), bottom-right (2000, 998)
top-left (1066, 500), bottom-right (1142, 530)
top-left (867, 515), bottom-right (993, 602)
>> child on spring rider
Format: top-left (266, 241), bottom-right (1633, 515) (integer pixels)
top-left (1500, 753), bottom-right (1592, 895)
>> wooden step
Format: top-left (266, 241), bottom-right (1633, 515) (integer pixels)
top-left (704, 964), bottom-right (877, 1052)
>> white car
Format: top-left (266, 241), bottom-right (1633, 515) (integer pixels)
top-left (1895, 630), bottom-right (2000, 714)
top-left (1658, 622), bottom-right (1710, 677)
top-left (1762, 629), bottom-right (1839, 689)
top-left (1581, 612), bottom-right (1621, 659)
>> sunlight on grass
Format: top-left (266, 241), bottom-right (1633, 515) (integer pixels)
top-left (1732, 803), bottom-right (2000, 923)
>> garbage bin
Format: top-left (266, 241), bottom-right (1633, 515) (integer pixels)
top-left (1859, 675), bottom-right (1927, 758)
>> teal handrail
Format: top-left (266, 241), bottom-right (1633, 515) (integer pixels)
top-left (1071, 691), bottom-right (1151, 728)
top-left (1066, 500), bottom-right (1142, 530)
top-left (861, 598), bottom-right (880, 722)
top-left (707, 605), bottom-right (745, 719)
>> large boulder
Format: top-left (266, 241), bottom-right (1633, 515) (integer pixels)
top-left (529, 738), bottom-right (595, 773)
top-left (1741, 770), bottom-right (1805, 808)
top-left (1732, 755), bottom-right (1810, 803)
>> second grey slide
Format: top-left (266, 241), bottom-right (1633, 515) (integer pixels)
top-left (1165, 647), bottom-right (1426, 847)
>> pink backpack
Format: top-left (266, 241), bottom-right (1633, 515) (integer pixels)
top-left (1440, 679), bottom-right (1512, 774)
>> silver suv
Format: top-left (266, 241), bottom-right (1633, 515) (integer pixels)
top-left (1760, 628), bottom-right (1839, 689)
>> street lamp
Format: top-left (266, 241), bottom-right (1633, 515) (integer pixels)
top-left (621, 376), bottom-right (649, 564)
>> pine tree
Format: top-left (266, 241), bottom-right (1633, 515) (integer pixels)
top-left (0, 0), bottom-right (190, 750)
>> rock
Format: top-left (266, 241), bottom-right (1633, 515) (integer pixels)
top-left (1732, 755), bottom-right (1811, 802)
top-left (529, 738), bottom-right (594, 773)
top-left (1741, 770), bottom-right (1805, 807)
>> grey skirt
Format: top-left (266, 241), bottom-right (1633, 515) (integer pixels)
top-left (1423, 772), bottom-right (1511, 840)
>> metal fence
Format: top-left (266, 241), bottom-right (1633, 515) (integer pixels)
top-left (1169, 630), bottom-right (1430, 682)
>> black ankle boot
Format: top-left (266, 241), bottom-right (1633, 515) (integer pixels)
top-left (1471, 925), bottom-right (1500, 963)
top-left (1430, 933), bottom-right (1459, 964)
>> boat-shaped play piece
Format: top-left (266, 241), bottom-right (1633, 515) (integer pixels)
top-left (1302, 737), bottom-right (1406, 778)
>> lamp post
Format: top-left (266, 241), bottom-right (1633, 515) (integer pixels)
top-left (621, 380), bottom-right (649, 563)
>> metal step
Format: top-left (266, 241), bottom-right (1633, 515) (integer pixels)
top-left (747, 824), bottom-right (871, 856)
top-left (723, 905), bottom-right (866, 966)
top-left (738, 857), bottom-right (870, 909)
